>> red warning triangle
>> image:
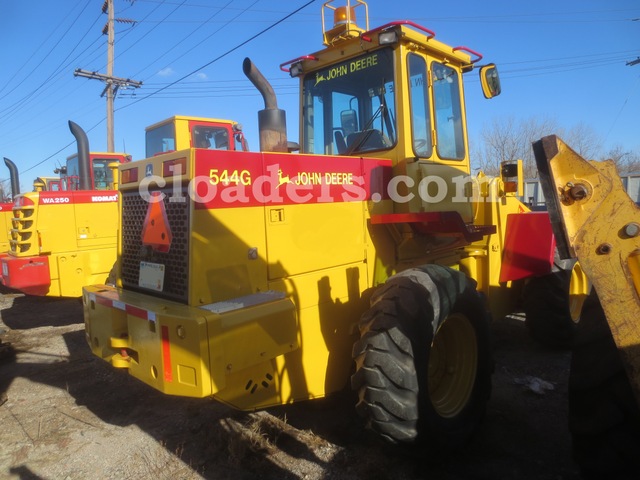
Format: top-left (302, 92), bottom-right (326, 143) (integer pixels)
top-left (141, 191), bottom-right (172, 253)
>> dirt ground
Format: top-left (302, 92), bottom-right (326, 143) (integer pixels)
top-left (0, 288), bottom-right (582, 480)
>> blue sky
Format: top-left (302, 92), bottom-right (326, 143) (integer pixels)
top-left (0, 0), bottom-right (638, 192)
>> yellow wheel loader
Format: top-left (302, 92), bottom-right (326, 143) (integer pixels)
top-left (2, 116), bottom-right (247, 298)
top-left (83, 1), bottom-right (588, 451)
top-left (0, 121), bottom-right (130, 296)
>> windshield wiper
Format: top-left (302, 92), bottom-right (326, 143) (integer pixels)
top-left (344, 104), bottom-right (384, 155)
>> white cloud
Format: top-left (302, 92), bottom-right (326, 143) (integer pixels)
top-left (195, 72), bottom-right (208, 81)
top-left (157, 67), bottom-right (175, 77)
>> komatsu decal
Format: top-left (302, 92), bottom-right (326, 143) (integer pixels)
top-left (91, 194), bottom-right (118, 202)
top-left (38, 191), bottom-right (119, 205)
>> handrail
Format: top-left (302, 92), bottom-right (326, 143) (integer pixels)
top-left (280, 55), bottom-right (319, 73)
top-left (362, 20), bottom-right (436, 41)
top-left (452, 46), bottom-right (483, 64)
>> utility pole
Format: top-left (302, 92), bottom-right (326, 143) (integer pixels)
top-left (74, 0), bottom-right (141, 152)
top-left (106, 0), bottom-right (115, 152)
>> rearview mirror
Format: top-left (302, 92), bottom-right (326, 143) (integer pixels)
top-left (480, 64), bottom-right (501, 99)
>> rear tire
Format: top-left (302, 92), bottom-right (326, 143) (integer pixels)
top-left (523, 269), bottom-right (577, 349)
top-left (569, 289), bottom-right (640, 479)
top-left (351, 265), bottom-right (492, 449)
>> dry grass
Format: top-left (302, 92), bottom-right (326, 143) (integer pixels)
top-left (126, 441), bottom-right (199, 479)
top-left (213, 411), bottom-right (335, 467)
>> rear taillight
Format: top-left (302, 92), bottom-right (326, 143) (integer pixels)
top-left (163, 157), bottom-right (187, 177)
top-left (121, 167), bottom-right (139, 184)
top-left (14, 196), bottom-right (34, 207)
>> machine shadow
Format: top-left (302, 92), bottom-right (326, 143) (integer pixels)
top-left (0, 294), bottom-right (581, 479)
top-left (0, 293), bottom-right (389, 478)
top-left (1, 294), bottom-right (83, 329)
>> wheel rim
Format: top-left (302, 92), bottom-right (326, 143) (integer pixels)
top-left (428, 313), bottom-right (477, 418)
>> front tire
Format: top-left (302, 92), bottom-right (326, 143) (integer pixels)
top-left (351, 265), bottom-right (492, 449)
top-left (569, 289), bottom-right (640, 479)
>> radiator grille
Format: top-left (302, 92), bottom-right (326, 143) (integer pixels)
top-left (121, 187), bottom-right (189, 303)
top-left (9, 204), bottom-right (35, 255)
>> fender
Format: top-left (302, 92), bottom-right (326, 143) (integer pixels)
top-left (499, 211), bottom-right (555, 283)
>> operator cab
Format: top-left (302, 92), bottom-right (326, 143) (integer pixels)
top-left (280, 0), bottom-right (502, 222)
top-left (145, 115), bottom-right (249, 157)
top-left (33, 176), bottom-right (63, 192)
top-left (62, 152), bottom-right (131, 191)
top-left (284, 1), bottom-right (500, 164)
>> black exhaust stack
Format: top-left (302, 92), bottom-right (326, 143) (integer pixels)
top-left (68, 120), bottom-right (91, 190)
top-left (243, 57), bottom-right (288, 153)
top-left (3, 157), bottom-right (20, 196)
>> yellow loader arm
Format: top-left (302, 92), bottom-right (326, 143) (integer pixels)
top-left (533, 135), bottom-right (640, 404)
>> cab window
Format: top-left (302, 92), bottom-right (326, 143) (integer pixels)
top-left (432, 62), bottom-right (465, 160)
top-left (302, 48), bottom-right (396, 155)
top-left (66, 156), bottom-right (80, 190)
top-left (408, 53), bottom-right (432, 158)
top-left (91, 159), bottom-right (115, 190)
top-left (234, 132), bottom-right (246, 151)
top-left (193, 126), bottom-right (231, 150)
top-left (146, 123), bottom-right (176, 157)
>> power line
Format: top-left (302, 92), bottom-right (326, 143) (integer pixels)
top-left (0, 0), bottom-right (96, 120)
top-left (0, 35), bottom-right (106, 135)
top-left (136, 0), bottom-right (261, 82)
top-left (0, 0), bottom-right (95, 98)
top-left (128, 0), bottom-right (238, 80)
top-left (101, 0), bottom-right (190, 75)
top-left (21, 0), bottom-right (318, 174)
top-left (116, 0), bottom-right (318, 111)
top-left (20, 117), bottom-right (106, 175)
top-left (500, 55), bottom-right (634, 76)
top-left (122, 49), bottom-right (636, 94)
top-left (604, 76), bottom-right (640, 144)
top-left (75, 0), bottom-right (142, 152)
top-left (498, 49), bottom-right (640, 67)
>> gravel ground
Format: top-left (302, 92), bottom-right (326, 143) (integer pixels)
top-left (0, 289), bottom-right (582, 479)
